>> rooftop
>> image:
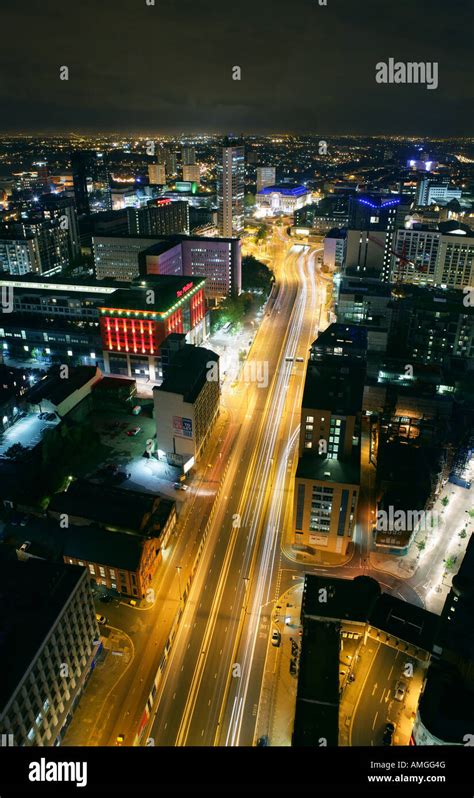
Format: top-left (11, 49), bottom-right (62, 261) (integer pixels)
top-left (302, 360), bottom-right (366, 416)
top-left (63, 523), bottom-right (147, 572)
top-left (259, 184), bottom-right (309, 197)
top-left (47, 478), bottom-right (174, 536)
top-left (25, 366), bottom-right (99, 410)
top-left (155, 344), bottom-right (219, 403)
top-left (296, 449), bottom-right (360, 486)
top-left (98, 275), bottom-right (205, 315)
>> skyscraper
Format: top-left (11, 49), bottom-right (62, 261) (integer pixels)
top-left (182, 164), bottom-right (200, 185)
top-left (217, 141), bottom-right (245, 237)
top-left (181, 145), bottom-right (196, 166)
top-left (148, 163), bottom-right (167, 185)
top-left (71, 150), bottom-right (111, 216)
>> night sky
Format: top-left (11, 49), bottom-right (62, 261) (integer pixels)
top-left (0, 0), bottom-right (472, 135)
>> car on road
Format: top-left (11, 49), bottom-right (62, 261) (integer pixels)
top-left (271, 630), bottom-right (281, 647)
top-left (126, 426), bottom-right (141, 436)
top-left (285, 356), bottom-right (294, 362)
top-left (295, 356), bottom-right (304, 362)
top-left (19, 540), bottom-right (32, 552)
top-left (394, 680), bottom-right (407, 701)
top-left (129, 599), bottom-right (137, 607)
top-left (95, 613), bottom-right (107, 625)
top-left (383, 722), bottom-right (395, 746)
top-left (173, 482), bottom-right (188, 491)
top-left (115, 734), bottom-right (125, 746)
top-left (256, 736), bottom-right (268, 746)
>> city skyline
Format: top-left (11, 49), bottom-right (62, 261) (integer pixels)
top-left (0, 0), bottom-right (473, 791)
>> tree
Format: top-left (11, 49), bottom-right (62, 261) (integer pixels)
top-left (441, 496), bottom-right (449, 507)
top-left (4, 442), bottom-right (28, 460)
top-left (416, 540), bottom-right (426, 553)
top-left (242, 255), bottom-right (273, 294)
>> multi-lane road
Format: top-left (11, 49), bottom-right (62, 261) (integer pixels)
top-left (145, 231), bottom-right (324, 746)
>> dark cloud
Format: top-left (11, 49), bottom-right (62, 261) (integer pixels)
top-left (0, 0), bottom-right (472, 134)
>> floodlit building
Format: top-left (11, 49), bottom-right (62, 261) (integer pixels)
top-left (256, 184), bottom-right (311, 217)
top-left (154, 341), bottom-right (220, 467)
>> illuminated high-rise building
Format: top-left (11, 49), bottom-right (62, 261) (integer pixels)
top-left (148, 163), bottom-right (166, 185)
top-left (181, 145), bottom-right (196, 166)
top-left (217, 141), bottom-right (245, 237)
top-left (182, 164), bottom-right (200, 185)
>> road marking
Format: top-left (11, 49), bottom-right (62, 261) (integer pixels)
top-left (372, 711), bottom-right (378, 730)
top-left (371, 682), bottom-right (378, 696)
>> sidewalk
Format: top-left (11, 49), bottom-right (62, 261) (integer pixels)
top-left (62, 627), bottom-right (133, 746)
top-left (254, 586), bottom-right (303, 746)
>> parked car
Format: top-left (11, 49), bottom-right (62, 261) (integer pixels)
top-left (11, 513), bottom-right (27, 526)
top-left (19, 540), bottom-right (32, 552)
top-left (271, 630), bottom-right (281, 647)
top-left (394, 680), bottom-right (407, 701)
top-left (126, 426), bottom-right (141, 436)
top-left (95, 613), bottom-right (107, 626)
top-left (256, 736), bottom-right (268, 747)
top-left (113, 471), bottom-right (131, 483)
top-left (173, 482), bottom-right (188, 491)
top-left (99, 594), bottom-right (114, 605)
top-left (383, 722), bottom-right (395, 746)
top-left (115, 734), bottom-right (125, 746)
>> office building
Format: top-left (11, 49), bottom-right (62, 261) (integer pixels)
top-left (127, 199), bottom-right (189, 237)
top-left (347, 193), bottom-right (410, 232)
top-left (154, 341), bottom-right (220, 466)
top-left (98, 274), bottom-right (207, 380)
top-left (344, 230), bottom-right (388, 277)
top-left (93, 235), bottom-right (160, 281)
top-left (416, 178), bottom-right (462, 207)
top-left (217, 142), bottom-right (245, 237)
top-left (140, 234), bottom-right (242, 300)
top-left (148, 163), bottom-right (166, 185)
top-left (256, 166), bottom-right (276, 193)
top-left (0, 274), bottom-right (117, 365)
top-left (323, 229), bottom-right (346, 270)
top-left (387, 223), bottom-right (474, 288)
top-left (0, 553), bottom-right (100, 747)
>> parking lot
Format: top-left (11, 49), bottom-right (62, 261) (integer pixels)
top-left (0, 411), bottom-right (60, 456)
top-left (81, 408), bottom-right (186, 504)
